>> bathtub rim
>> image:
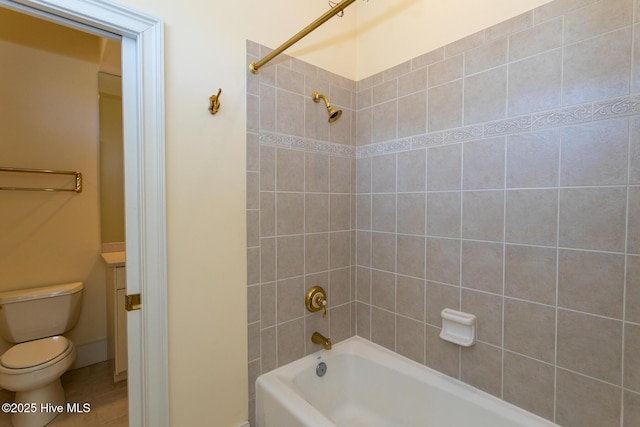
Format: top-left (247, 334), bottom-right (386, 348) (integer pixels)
top-left (256, 336), bottom-right (558, 427)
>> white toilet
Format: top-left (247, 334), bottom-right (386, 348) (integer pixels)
top-left (0, 282), bottom-right (83, 427)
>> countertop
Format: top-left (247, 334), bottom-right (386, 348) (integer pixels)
top-left (100, 251), bottom-right (126, 267)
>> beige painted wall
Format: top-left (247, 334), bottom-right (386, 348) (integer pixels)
top-left (98, 73), bottom-right (125, 244)
top-left (0, 33), bottom-right (106, 355)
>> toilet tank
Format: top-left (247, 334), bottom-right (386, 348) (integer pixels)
top-left (0, 282), bottom-right (83, 343)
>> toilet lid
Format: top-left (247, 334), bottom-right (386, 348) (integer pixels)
top-left (1, 336), bottom-right (70, 369)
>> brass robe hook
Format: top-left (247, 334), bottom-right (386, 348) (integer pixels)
top-left (208, 88), bottom-right (222, 114)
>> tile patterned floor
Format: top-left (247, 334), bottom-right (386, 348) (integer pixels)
top-left (0, 361), bottom-right (128, 426)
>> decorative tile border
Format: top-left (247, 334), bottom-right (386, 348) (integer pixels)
top-left (259, 132), bottom-right (355, 158)
top-left (259, 94), bottom-right (640, 159)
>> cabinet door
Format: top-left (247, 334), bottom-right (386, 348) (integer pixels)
top-left (115, 266), bottom-right (126, 290)
top-left (116, 288), bottom-right (128, 374)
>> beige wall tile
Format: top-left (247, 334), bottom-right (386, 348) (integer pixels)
top-left (562, 28), bottom-right (632, 105)
top-left (247, 285), bottom-right (260, 325)
top-left (397, 149), bottom-right (426, 192)
top-left (356, 108), bottom-right (372, 146)
top-left (463, 137), bottom-right (505, 189)
top-left (277, 149), bottom-right (304, 191)
top-left (372, 194), bottom-right (396, 232)
top-left (556, 369), bottom-right (621, 427)
top-left (329, 231), bottom-right (351, 269)
top-left (396, 316), bottom-right (425, 364)
top-left (329, 267), bottom-right (351, 307)
top-left (261, 327), bottom-right (277, 372)
top-left (373, 79), bottom-right (398, 105)
top-left (461, 289), bottom-right (503, 346)
top-left (398, 91), bottom-right (427, 138)
top-left (465, 37), bottom-right (507, 76)
top-left (426, 191), bottom-right (460, 238)
top-left (247, 248), bottom-right (260, 286)
top-left (464, 66), bottom-right (507, 125)
top-left (506, 129), bottom-right (560, 188)
top-left (504, 299), bottom-right (555, 362)
top-left (397, 275), bottom-right (425, 322)
top-left (276, 277), bottom-right (304, 323)
top-left (276, 89), bottom-right (304, 137)
top-left (371, 307), bottom-right (395, 351)
top-left (429, 54), bottom-right (463, 87)
top-left (398, 68), bottom-right (427, 97)
top-left (559, 187), bottom-right (627, 252)
top-left (509, 17), bottom-right (562, 62)
top-left (305, 193), bottom-right (329, 233)
top-left (304, 233), bottom-right (328, 275)
top-left (427, 144), bottom-right (462, 190)
top-left (557, 309), bottom-right (622, 384)
top-left (560, 118), bottom-right (629, 186)
top-left (371, 232), bottom-right (396, 272)
top-left (503, 351), bottom-right (554, 421)
top-left (372, 154), bottom-right (396, 193)
top-left (627, 255), bottom-right (640, 323)
top-left (626, 323), bottom-right (640, 392)
top-left (397, 234), bottom-right (426, 279)
top-left (372, 100), bottom-right (398, 143)
top-left (425, 324), bottom-right (460, 378)
top-left (629, 187), bottom-right (640, 254)
top-left (634, 24), bottom-right (640, 93)
top-left (460, 342), bottom-right (502, 397)
top-left (462, 190), bottom-right (504, 241)
top-left (564, 0), bottom-right (633, 44)
top-left (276, 235), bottom-right (304, 279)
top-left (398, 193), bottom-right (426, 235)
top-left (277, 319), bottom-right (304, 366)
top-left (247, 210), bottom-right (259, 247)
top-left (371, 270), bottom-right (395, 311)
top-left (276, 192), bottom-right (304, 235)
top-left (504, 244), bottom-right (556, 305)
top-left (461, 241), bottom-right (504, 294)
top-left (426, 281), bottom-right (459, 326)
top-left (625, 390), bottom-right (640, 427)
top-left (428, 80), bottom-right (463, 132)
top-left (508, 50), bottom-right (562, 116)
top-left (426, 238), bottom-right (460, 285)
top-left (329, 156), bottom-right (352, 193)
top-left (330, 194), bottom-right (351, 232)
top-left (260, 145), bottom-right (276, 191)
top-left (329, 303), bottom-right (353, 344)
top-left (505, 189), bottom-right (558, 246)
top-left (356, 230), bottom-right (371, 268)
top-left (260, 238), bottom-right (275, 283)
top-left (558, 249), bottom-right (625, 318)
top-left (259, 84), bottom-right (276, 132)
top-left (305, 152), bottom-right (329, 193)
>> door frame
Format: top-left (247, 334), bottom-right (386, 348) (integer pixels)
top-left (0, 0), bottom-right (168, 425)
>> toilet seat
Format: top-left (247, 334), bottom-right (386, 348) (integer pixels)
top-left (0, 336), bottom-right (72, 374)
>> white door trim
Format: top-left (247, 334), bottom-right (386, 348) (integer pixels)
top-left (0, 1), bottom-right (169, 425)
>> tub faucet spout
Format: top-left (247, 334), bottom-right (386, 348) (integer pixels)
top-left (311, 332), bottom-right (332, 350)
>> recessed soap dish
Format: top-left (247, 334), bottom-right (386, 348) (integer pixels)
top-left (440, 308), bottom-right (477, 347)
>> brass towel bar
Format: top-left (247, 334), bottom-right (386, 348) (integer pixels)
top-left (0, 167), bottom-right (83, 193)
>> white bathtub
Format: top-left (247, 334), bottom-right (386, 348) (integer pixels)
top-left (256, 336), bottom-right (558, 427)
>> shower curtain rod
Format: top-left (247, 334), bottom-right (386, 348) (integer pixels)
top-left (249, 0), bottom-right (358, 74)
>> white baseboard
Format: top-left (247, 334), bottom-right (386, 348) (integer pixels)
top-left (235, 422), bottom-right (250, 427)
top-left (72, 339), bottom-right (108, 369)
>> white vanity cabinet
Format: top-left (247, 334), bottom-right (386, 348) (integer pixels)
top-left (101, 251), bottom-right (128, 382)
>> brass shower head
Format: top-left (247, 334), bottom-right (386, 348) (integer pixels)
top-left (312, 91), bottom-right (342, 123)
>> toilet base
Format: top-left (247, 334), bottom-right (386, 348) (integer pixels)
top-left (11, 379), bottom-right (64, 427)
